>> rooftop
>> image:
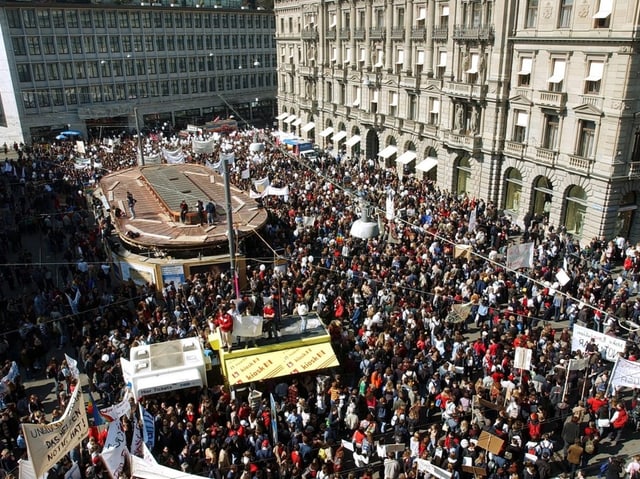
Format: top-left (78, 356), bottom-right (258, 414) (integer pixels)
top-left (98, 164), bottom-right (268, 253)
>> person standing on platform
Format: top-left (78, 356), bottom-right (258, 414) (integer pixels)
top-left (196, 200), bottom-right (205, 226)
top-left (126, 191), bottom-right (136, 219)
top-left (263, 300), bottom-right (278, 341)
top-left (180, 199), bottom-right (189, 223)
top-left (206, 200), bottom-right (217, 225)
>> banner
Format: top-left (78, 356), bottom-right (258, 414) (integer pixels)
top-left (76, 141), bottom-right (86, 154)
top-left (205, 159), bottom-right (223, 174)
top-left (162, 148), bottom-right (185, 164)
top-left (416, 458), bottom-right (452, 479)
top-left (139, 404), bottom-right (155, 451)
top-left (506, 242), bottom-right (534, 270)
top-left (571, 324), bottom-right (626, 362)
top-left (468, 207), bottom-right (477, 233)
top-left (253, 176), bottom-right (270, 193)
top-left (18, 458), bottom-right (45, 479)
top-left (192, 138), bottom-right (216, 154)
top-left (241, 168), bottom-right (250, 179)
top-left (233, 315), bottom-right (264, 338)
top-left (130, 417), bottom-right (143, 458)
top-left (100, 396), bottom-right (132, 422)
top-left (610, 357), bottom-right (640, 390)
top-left (220, 152), bottom-right (235, 165)
top-left (3, 361), bottom-right (20, 385)
top-left (101, 420), bottom-right (129, 479)
top-left (22, 386), bottom-right (89, 478)
top-left (266, 185), bottom-right (289, 197)
top-left (64, 354), bottom-right (80, 381)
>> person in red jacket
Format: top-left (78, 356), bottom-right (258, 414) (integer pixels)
top-left (217, 307), bottom-right (234, 351)
top-left (608, 402), bottom-right (629, 444)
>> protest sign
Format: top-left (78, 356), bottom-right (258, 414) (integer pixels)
top-left (571, 324), bottom-right (626, 362)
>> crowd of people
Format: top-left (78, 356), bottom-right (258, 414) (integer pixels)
top-left (0, 127), bottom-right (639, 479)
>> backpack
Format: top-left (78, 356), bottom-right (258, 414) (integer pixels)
top-left (538, 440), bottom-right (552, 458)
top-left (584, 439), bottom-right (595, 454)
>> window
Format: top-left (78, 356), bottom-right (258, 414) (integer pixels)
top-left (17, 65), bottom-right (31, 83)
top-left (564, 186), bottom-right (587, 235)
top-left (396, 7), bottom-right (404, 27)
top-left (389, 92), bottom-right (398, 116)
top-left (94, 11), bottom-right (105, 28)
top-left (23, 91), bottom-right (36, 109)
top-left (465, 53), bottom-right (479, 84)
top-left (504, 169), bottom-right (523, 212)
top-left (42, 37), bottom-right (55, 55)
top-left (97, 37), bottom-right (108, 53)
top-left (543, 114), bottom-right (559, 149)
top-left (48, 63), bottom-right (59, 81)
top-left (83, 37), bottom-right (95, 54)
top-left (352, 86), bottom-right (361, 107)
top-left (27, 37), bottom-right (41, 55)
top-left (65, 87), bottom-right (77, 105)
top-left (32, 64), bottom-right (45, 81)
top-left (119, 12), bottom-right (130, 28)
top-left (408, 94), bottom-right (418, 120)
top-left (80, 11), bottom-right (92, 28)
top-left (7, 11), bottom-right (21, 28)
top-left (440, 6), bottom-right (449, 27)
top-left (86, 62), bottom-right (99, 78)
top-left (576, 120), bottom-right (596, 158)
top-left (74, 62), bottom-right (85, 79)
top-left (51, 10), bottom-right (65, 28)
top-left (533, 177), bottom-right (553, 219)
top-left (416, 49), bottom-right (425, 75)
top-left (70, 36), bottom-right (83, 54)
top-left (122, 36), bottom-right (132, 52)
top-left (23, 10), bottom-right (37, 28)
top-left (56, 37), bottom-right (68, 54)
top-left (547, 59), bottom-right (566, 92)
top-left (429, 98), bottom-right (440, 125)
top-left (416, 6), bottom-right (426, 23)
top-left (517, 57), bottom-right (532, 86)
top-left (558, 0), bottom-right (573, 28)
top-left (513, 111), bottom-right (528, 143)
top-left (395, 49), bottom-right (404, 73)
top-left (584, 61), bottom-right (603, 94)
top-left (344, 47), bottom-right (352, 65)
top-left (51, 89), bottom-right (64, 106)
top-left (374, 49), bottom-right (383, 68)
top-left (61, 63), bottom-right (73, 80)
top-left (436, 51), bottom-right (447, 79)
top-left (12, 38), bottom-right (26, 56)
top-left (106, 12), bottom-right (117, 28)
top-left (593, 0), bottom-right (612, 27)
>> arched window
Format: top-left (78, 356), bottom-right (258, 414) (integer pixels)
top-left (564, 185), bottom-right (587, 236)
top-left (456, 155), bottom-right (471, 196)
top-left (504, 168), bottom-right (522, 213)
top-left (616, 191), bottom-right (637, 239)
top-left (532, 176), bottom-right (553, 220)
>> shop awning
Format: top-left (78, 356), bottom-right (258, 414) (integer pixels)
top-left (593, 0), bottom-right (612, 18)
top-left (276, 112), bottom-right (289, 120)
top-left (416, 157), bottom-right (438, 173)
top-left (284, 115), bottom-right (297, 124)
top-left (134, 368), bottom-right (203, 397)
top-left (332, 131), bottom-right (348, 142)
top-left (224, 343), bottom-right (339, 385)
top-left (346, 135), bottom-right (361, 147)
top-left (378, 145), bottom-right (398, 159)
top-left (396, 150), bottom-right (417, 165)
top-left (301, 122), bottom-right (315, 133)
top-left (319, 127), bottom-right (334, 138)
top-left (292, 118), bottom-right (303, 126)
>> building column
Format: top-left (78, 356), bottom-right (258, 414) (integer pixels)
top-left (364, 0), bottom-right (372, 70)
top-left (425, 0), bottom-right (435, 77)
top-left (318, 0), bottom-right (326, 66)
top-left (404, 0), bottom-right (413, 74)
top-left (384, 0), bottom-right (393, 71)
top-left (336, 1), bottom-right (343, 64)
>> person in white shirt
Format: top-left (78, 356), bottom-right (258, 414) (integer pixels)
top-left (298, 301), bottom-right (309, 334)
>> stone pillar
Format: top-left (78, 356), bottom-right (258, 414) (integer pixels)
top-left (404, 0), bottom-right (413, 74)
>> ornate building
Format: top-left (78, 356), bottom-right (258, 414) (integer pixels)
top-left (274, 0), bottom-right (640, 242)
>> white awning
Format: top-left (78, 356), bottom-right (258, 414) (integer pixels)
top-left (346, 135), bottom-right (361, 147)
top-left (284, 115), bottom-right (297, 124)
top-left (430, 99), bottom-right (441, 114)
top-left (359, 48), bottom-right (366, 62)
top-left (332, 131), bottom-right (347, 142)
top-left (292, 118), bottom-right (303, 126)
top-left (518, 58), bottom-right (532, 75)
top-left (441, 6), bottom-right (449, 16)
top-left (417, 50), bottom-right (425, 65)
top-left (416, 157), bottom-right (438, 173)
top-left (371, 90), bottom-right (379, 103)
top-left (516, 111), bottom-right (529, 127)
top-left (548, 60), bottom-right (566, 83)
top-left (135, 368), bottom-right (203, 397)
top-left (593, 0), bottom-right (612, 18)
top-left (396, 150), bottom-right (417, 165)
top-left (390, 92), bottom-right (398, 106)
top-left (417, 7), bottom-right (426, 21)
top-left (319, 127), bottom-right (334, 138)
top-left (466, 54), bottom-right (479, 74)
top-left (276, 112), bottom-right (288, 120)
top-left (585, 62), bottom-right (604, 81)
top-left (301, 122), bottom-right (315, 133)
top-left (352, 98), bottom-right (360, 107)
top-left (378, 145), bottom-right (398, 159)
top-left (396, 50), bottom-right (404, 65)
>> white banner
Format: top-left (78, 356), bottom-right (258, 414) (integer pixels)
top-left (100, 395), bottom-right (132, 422)
top-left (162, 147), bottom-right (185, 164)
top-left (233, 315), bottom-right (264, 338)
top-left (22, 387), bottom-right (89, 478)
top-left (76, 141), bottom-right (86, 154)
top-left (506, 242), bottom-right (534, 270)
top-left (101, 420), bottom-right (129, 479)
top-left (514, 347), bottom-right (533, 370)
top-left (18, 458), bottom-right (45, 479)
top-left (266, 185), bottom-right (289, 197)
top-left (130, 417), bottom-right (143, 458)
top-left (192, 138), bottom-right (216, 154)
top-left (571, 324), bottom-right (626, 362)
top-left (64, 354), bottom-right (80, 381)
top-left (386, 191), bottom-right (395, 220)
top-left (416, 458), bottom-right (452, 479)
top-left (139, 404), bottom-right (155, 451)
top-left (253, 176), bottom-right (270, 193)
top-left (610, 357), bottom-right (640, 390)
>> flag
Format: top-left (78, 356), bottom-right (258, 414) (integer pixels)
top-left (253, 176), bottom-right (270, 193)
top-left (101, 420), bottom-right (129, 479)
top-left (64, 354), bottom-right (80, 381)
top-left (130, 417), bottom-right (143, 458)
top-left (385, 190), bottom-right (395, 220)
top-left (3, 361), bottom-right (20, 385)
top-left (139, 404), bottom-right (155, 451)
top-left (506, 242), bottom-right (534, 270)
top-left (468, 207), bottom-right (477, 232)
top-left (87, 391), bottom-right (104, 426)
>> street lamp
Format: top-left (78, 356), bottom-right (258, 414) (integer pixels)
top-left (221, 143), bottom-right (239, 298)
top-left (133, 106), bottom-right (145, 166)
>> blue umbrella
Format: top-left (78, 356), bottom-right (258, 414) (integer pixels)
top-left (56, 134), bottom-right (68, 140)
top-left (61, 130), bottom-right (82, 136)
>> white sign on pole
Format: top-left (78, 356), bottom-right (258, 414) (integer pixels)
top-left (571, 324), bottom-right (626, 362)
top-left (514, 347), bottom-right (533, 370)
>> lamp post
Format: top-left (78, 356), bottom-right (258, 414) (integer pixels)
top-left (221, 143), bottom-right (239, 298)
top-left (133, 106), bottom-right (145, 166)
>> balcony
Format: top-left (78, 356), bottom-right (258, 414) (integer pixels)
top-left (400, 76), bottom-right (418, 90)
top-left (298, 98), bottom-right (317, 111)
top-left (442, 130), bottom-right (482, 152)
top-left (424, 78), bottom-right (443, 89)
top-left (452, 24), bottom-right (495, 42)
top-left (411, 27), bottom-right (426, 40)
top-left (513, 87), bottom-right (532, 100)
top-left (359, 111), bottom-right (375, 124)
top-left (339, 28), bottom-right (350, 40)
top-left (424, 124), bottom-right (438, 137)
top-left (504, 141), bottom-right (525, 159)
top-left (335, 105), bottom-right (348, 117)
top-left (391, 27), bottom-right (405, 40)
top-left (579, 94), bottom-right (603, 110)
top-left (534, 147), bottom-right (557, 166)
top-left (443, 81), bottom-right (488, 100)
top-left (568, 155), bottom-right (595, 174)
top-left (369, 27), bottom-right (385, 39)
top-left (535, 90), bottom-right (567, 109)
top-left (326, 29), bottom-right (336, 40)
top-left (629, 162), bottom-right (640, 178)
top-left (432, 26), bottom-right (448, 40)
top-left (354, 28), bottom-right (366, 40)
top-left (301, 29), bottom-right (318, 40)
top-left (298, 65), bottom-right (317, 77)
